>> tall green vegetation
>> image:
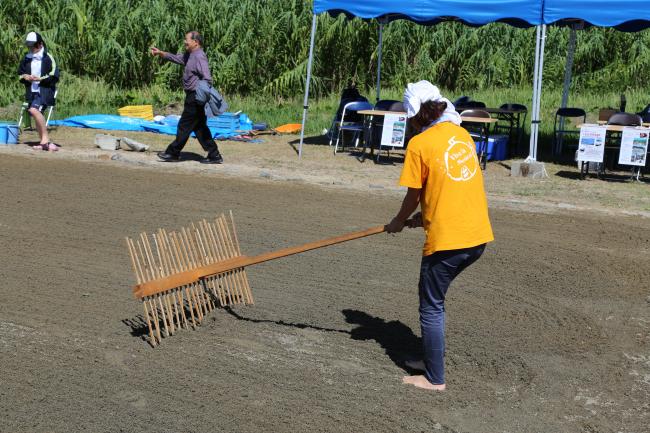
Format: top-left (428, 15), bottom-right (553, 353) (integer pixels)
top-left (1, 0), bottom-right (649, 121)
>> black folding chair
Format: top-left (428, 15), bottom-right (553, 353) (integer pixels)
top-left (364, 100), bottom-right (405, 163)
top-left (553, 107), bottom-right (586, 156)
top-left (456, 100), bottom-right (486, 112)
top-left (461, 109), bottom-right (491, 170)
top-left (605, 112), bottom-right (643, 174)
top-left (493, 103), bottom-right (527, 157)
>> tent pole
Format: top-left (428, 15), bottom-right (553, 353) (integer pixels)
top-left (557, 26), bottom-right (577, 154)
top-left (532, 24), bottom-right (547, 160)
top-left (298, 13), bottom-right (318, 159)
top-left (528, 25), bottom-right (542, 161)
top-left (376, 22), bottom-right (384, 103)
top-left (560, 27), bottom-right (577, 109)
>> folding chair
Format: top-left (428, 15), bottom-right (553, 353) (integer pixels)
top-left (455, 100), bottom-right (486, 112)
top-left (553, 107), bottom-right (586, 156)
top-left (460, 109), bottom-right (491, 169)
top-left (18, 89), bottom-right (58, 131)
top-left (334, 101), bottom-right (373, 154)
top-left (368, 100), bottom-right (405, 163)
top-left (598, 108), bottom-right (617, 124)
top-left (492, 103), bottom-right (527, 157)
top-left (605, 112), bottom-right (642, 174)
top-left (635, 104), bottom-right (650, 122)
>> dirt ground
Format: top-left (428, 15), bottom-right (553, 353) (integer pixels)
top-left (1, 130), bottom-right (649, 432)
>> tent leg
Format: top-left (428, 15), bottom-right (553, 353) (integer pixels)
top-left (557, 27), bottom-right (577, 155)
top-left (514, 25), bottom-right (548, 178)
top-left (298, 13), bottom-right (318, 159)
top-left (528, 24), bottom-right (546, 162)
top-left (527, 26), bottom-right (541, 161)
top-left (376, 22), bottom-right (384, 103)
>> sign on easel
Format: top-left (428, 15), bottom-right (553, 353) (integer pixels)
top-left (618, 127), bottom-right (649, 166)
top-left (577, 125), bottom-right (607, 163)
top-left (380, 113), bottom-right (407, 148)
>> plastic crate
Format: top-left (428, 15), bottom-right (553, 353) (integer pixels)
top-left (208, 113), bottom-right (240, 130)
top-left (475, 134), bottom-right (509, 161)
top-left (117, 105), bottom-right (154, 121)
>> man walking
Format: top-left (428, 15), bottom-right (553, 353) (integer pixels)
top-left (18, 31), bottom-right (60, 151)
top-left (151, 31), bottom-right (223, 164)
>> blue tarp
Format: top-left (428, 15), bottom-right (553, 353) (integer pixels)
top-left (313, 0), bottom-right (543, 27)
top-left (50, 114), bottom-right (253, 139)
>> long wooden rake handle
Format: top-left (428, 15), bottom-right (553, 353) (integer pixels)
top-left (134, 221), bottom-right (412, 299)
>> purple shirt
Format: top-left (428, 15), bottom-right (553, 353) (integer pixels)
top-left (164, 48), bottom-right (212, 91)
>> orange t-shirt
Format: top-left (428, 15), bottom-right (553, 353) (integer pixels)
top-left (399, 121), bottom-right (494, 256)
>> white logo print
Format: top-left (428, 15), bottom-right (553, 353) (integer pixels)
top-left (444, 136), bottom-right (478, 182)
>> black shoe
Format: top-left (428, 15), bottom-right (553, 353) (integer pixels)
top-left (158, 151), bottom-right (180, 162)
top-left (200, 153), bottom-right (224, 164)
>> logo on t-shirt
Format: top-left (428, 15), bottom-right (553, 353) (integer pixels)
top-left (444, 136), bottom-right (478, 181)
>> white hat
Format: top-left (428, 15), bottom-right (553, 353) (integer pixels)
top-left (25, 32), bottom-right (42, 46)
top-left (403, 80), bottom-right (462, 125)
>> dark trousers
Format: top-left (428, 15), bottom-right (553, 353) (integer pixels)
top-left (418, 244), bottom-right (486, 385)
top-left (166, 91), bottom-right (220, 157)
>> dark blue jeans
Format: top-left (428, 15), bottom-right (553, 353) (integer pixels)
top-left (418, 244), bottom-right (486, 385)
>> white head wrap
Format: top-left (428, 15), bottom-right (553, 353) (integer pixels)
top-left (403, 80), bottom-right (462, 126)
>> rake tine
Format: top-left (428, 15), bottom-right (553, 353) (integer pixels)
top-left (153, 233), bottom-right (175, 335)
top-left (127, 238), bottom-right (157, 345)
top-left (216, 217), bottom-right (245, 304)
top-left (142, 233), bottom-right (170, 338)
top-left (180, 230), bottom-right (211, 320)
top-left (159, 229), bottom-right (188, 329)
top-left (194, 224), bottom-right (226, 306)
top-left (135, 237), bottom-right (161, 344)
top-left (184, 227), bottom-right (214, 312)
top-left (140, 233), bottom-right (170, 338)
top-left (211, 221), bottom-right (243, 305)
top-left (167, 231), bottom-right (197, 328)
top-left (148, 297), bottom-right (162, 343)
top-left (172, 232), bottom-right (203, 323)
top-left (203, 220), bottom-right (234, 305)
top-left (210, 218), bottom-right (238, 303)
top-left (158, 230), bottom-right (183, 329)
top-left (228, 212), bottom-right (255, 304)
top-left (141, 298), bottom-right (157, 347)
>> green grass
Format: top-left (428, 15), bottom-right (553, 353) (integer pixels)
top-left (1, 72), bottom-right (649, 159)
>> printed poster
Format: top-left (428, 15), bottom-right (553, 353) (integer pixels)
top-left (380, 113), bottom-right (407, 148)
top-left (618, 127), bottom-right (649, 167)
top-left (577, 125), bottom-right (607, 163)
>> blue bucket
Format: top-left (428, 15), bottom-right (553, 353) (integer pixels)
top-left (0, 123), bottom-right (19, 145)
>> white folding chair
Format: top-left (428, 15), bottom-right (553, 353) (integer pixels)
top-left (18, 89), bottom-right (57, 131)
top-left (334, 101), bottom-right (373, 154)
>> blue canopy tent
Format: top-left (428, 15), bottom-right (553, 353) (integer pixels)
top-left (544, 0), bottom-right (650, 31)
top-left (298, 1), bottom-right (650, 162)
top-left (298, 1), bottom-right (544, 158)
top-left (544, 1), bottom-right (650, 153)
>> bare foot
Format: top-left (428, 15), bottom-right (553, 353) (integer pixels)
top-left (404, 359), bottom-right (425, 371)
top-left (402, 375), bottom-right (446, 391)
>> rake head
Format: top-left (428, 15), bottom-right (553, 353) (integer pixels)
top-left (126, 212), bottom-right (254, 347)
top-left (127, 211), bottom-right (405, 347)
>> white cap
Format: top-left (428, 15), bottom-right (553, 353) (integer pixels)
top-left (25, 32), bottom-right (41, 46)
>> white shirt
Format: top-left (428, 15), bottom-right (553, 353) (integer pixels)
top-left (28, 48), bottom-right (44, 93)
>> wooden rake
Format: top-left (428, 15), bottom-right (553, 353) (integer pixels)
top-left (126, 211), bottom-right (403, 347)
